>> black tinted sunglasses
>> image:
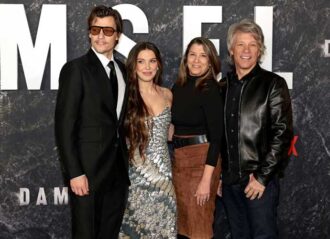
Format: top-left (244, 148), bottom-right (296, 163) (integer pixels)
top-left (89, 26), bottom-right (117, 37)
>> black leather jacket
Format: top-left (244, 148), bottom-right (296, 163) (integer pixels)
top-left (220, 64), bottom-right (293, 186)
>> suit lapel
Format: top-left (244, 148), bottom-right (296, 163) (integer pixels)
top-left (86, 49), bottom-right (117, 121)
top-left (115, 59), bottom-right (128, 124)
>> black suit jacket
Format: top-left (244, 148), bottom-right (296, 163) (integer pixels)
top-left (55, 49), bottom-right (129, 192)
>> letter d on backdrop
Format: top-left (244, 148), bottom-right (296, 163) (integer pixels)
top-left (19, 188), bottom-right (30, 206)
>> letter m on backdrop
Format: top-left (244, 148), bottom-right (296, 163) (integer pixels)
top-left (0, 4), bottom-right (66, 90)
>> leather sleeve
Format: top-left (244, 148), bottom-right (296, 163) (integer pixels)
top-left (255, 76), bottom-right (293, 186)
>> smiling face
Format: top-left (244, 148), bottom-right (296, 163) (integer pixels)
top-left (89, 16), bottom-right (120, 59)
top-left (230, 31), bottom-right (260, 79)
top-left (135, 49), bottom-right (159, 83)
top-left (186, 43), bottom-right (210, 77)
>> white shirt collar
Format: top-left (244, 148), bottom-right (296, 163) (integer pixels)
top-left (90, 47), bottom-right (125, 118)
top-left (91, 47), bottom-right (114, 67)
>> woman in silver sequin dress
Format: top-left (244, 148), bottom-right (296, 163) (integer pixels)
top-left (120, 42), bottom-right (176, 238)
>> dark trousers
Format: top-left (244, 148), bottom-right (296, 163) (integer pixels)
top-left (70, 159), bottom-right (128, 239)
top-left (221, 178), bottom-right (279, 239)
top-left (213, 196), bottom-right (230, 239)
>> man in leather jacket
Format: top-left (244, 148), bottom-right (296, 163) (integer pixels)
top-left (217, 19), bottom-right (293, 239)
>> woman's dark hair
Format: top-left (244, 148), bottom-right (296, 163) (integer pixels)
top-left (124, 42), bottom-right (163, 161)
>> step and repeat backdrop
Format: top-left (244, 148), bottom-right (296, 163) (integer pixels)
top-left (0, 0), bottom-right (329, 238)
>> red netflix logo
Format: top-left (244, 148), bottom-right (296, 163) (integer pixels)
top-left (288, 135), bottom-right (298, 157)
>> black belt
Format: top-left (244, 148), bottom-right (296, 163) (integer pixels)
top-left (173, 135), bottom-right (208, 149)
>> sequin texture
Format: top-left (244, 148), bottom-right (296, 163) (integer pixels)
top-left (120, 107), bottom-right (177, 238)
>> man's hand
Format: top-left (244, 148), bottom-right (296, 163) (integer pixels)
top-left (70, 175), bottom-right (89, 196)
top-left (244, 173), bottom-right (265, 200)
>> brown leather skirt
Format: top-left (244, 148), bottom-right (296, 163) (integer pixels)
top-left (172, 143), bottom-right (221, 239)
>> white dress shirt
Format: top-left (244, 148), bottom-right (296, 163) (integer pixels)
top-left (91, 47), bottom-right (126, 117)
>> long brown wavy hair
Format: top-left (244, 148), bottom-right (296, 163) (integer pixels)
top-left (177, 37), bottom-right (220, 90)
top-left (124, 42), bottom-right (163, 161)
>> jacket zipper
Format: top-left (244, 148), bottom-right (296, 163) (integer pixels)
top-left (224, 78), bottom-right (231, 172)
top-left (237, 78), bottom-right (250, 178)
top-left (238, 82), bottom-right (243, 178)
top-left (238, 77), bottom-right (254, 178)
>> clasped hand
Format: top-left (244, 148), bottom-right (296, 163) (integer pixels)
top-left (70, 175), bottom-right (89, 196)
top-left (244, 173), bottom-right (265, 200)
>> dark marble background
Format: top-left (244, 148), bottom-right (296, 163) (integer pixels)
top-left (0, 0), bottom-right (329, 238)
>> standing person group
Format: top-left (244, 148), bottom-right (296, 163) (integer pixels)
top-left (55, 4), bottom-right (293, 239)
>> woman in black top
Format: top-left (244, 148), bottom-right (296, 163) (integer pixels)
top-left (171, 37), bottom-right (224, 238)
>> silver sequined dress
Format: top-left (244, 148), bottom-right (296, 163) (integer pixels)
top-left (120, 107), bottom-right (177, 238)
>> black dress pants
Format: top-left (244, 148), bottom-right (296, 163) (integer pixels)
top-left (70, 159), bottom-right (128, 239)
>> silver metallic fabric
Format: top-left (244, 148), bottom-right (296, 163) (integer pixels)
top-left (120, 107), bottom-right (177, 238)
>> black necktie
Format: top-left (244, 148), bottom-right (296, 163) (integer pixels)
top-left (107, 61), bottom-right (118, 106)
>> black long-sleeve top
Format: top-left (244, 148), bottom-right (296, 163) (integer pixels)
top-left (171, 76), bottom-right (224, 166)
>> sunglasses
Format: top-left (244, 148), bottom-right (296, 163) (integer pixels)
top-left (89, 26), bottom-right (117, 37)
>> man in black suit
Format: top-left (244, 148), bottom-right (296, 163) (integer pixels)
top-left (55, 5), bottom-right (129, 239)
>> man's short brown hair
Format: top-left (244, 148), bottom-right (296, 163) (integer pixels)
top-left (88, 5), bottom-right (123, 33)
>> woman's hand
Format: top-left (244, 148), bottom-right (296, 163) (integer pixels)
top-left (195, 177), bottom-right (211, 206)
top-left (168, 124), bottom-right (174, 141)
top-left (194, 165), bottom-right (215, 206)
